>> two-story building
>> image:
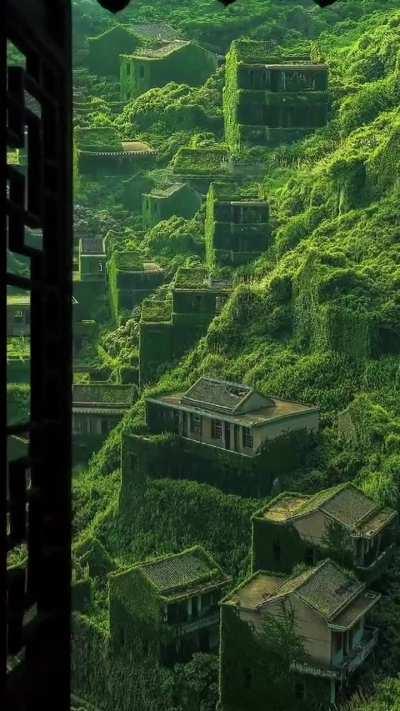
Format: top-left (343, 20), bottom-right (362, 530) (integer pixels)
top-left (109, 545), bottom-right (231, 665)
top-left (139, 269), bottom-right (231, 388)
top-left (72, 383), bottom-right (135, 462)
top-left (251, 482), bottom-right (398, 583)
top-left (146, 376), bottom-right (319, 457)
top-left (78, 238), bottom-right (107, 282)
top-left (220, 559), bottom-right (380, 710)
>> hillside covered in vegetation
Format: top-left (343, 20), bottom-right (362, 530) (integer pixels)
top-left (70, 1), bottom-right (400, 709)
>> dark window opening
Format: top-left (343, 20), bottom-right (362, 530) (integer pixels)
top-left (211, 419), bottom-right (223, 440)
top-left (273, 539), bottom-right (281, 564)
top-left (139, 64), bottom-right (145, 79)
top-left (243, 667), bottom-right (252, 690)
top-left (190, 414), bottom-right (201, 434)
top-left (242, 427), bottom-right (253, 449)
top-left (295, 681), bottom-right (305, 700)
top-left (304, 546), bottom-right (314, 566)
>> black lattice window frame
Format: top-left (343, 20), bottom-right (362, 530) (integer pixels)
top-left (1, 2), bottom-right (72, 709)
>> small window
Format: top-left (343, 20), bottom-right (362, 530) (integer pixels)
top-left (139, 64), bottom-right (145, 79)
top-left (211, 420), bottom-right (223, 440)
top-left (243, 667), bottom-right (252, 690)
top-left (242, 428), bottom-right (253, 449)
top-left (273, 539), bottom-right (281, 564)
top-left (14, 310), bottom-right (24, 319)
top-left (295, 682), bottom-right (305, 701)
top-left (98, 262), bottom-right (103, 272)
top-left (190, 414), bottom-right (201, 434)
top-left (304, 546), bottom-right (314, 566)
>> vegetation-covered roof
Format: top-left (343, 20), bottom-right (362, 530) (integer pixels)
top-left (72, 384), bottom-right (134, 406)
top-left (75, 126), bottom-right (122, 152)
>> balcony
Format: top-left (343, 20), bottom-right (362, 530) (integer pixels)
top-left (355, 543), bottom-right (395, 581)
top-left (173, 611), bottom-right (219, 635)
top-left (291, 627), bottom-right (378, 682)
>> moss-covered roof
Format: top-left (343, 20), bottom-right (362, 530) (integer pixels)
top-left (74, 127), bottom-right (122, 152)
top-left (112, 545), bottom-right (229, 600)
top-left (72, 384), bottom-right (134, 406)
top-left (174, 266), bottom-right (208, 289)
top-left (227, 559), bottom-right (368, 622)
top-left (125, 39), bottom-right (191, 61)
top-left (79, 238), bottom-right (105, 255)
top-left (147, 182), bottom-right (187, 199)
top-left (140, 299), bottom-right (172, 323)
top-left (172, 146), bottom-right (230, 177)
top-left (257, 482), bottom-right (397, 537)
top-left (183, 377), bottom-right (262, 414)
top-left (230, 39), bottom-right (325, 68)
top-left (210, 181), bottom-right (265, 203)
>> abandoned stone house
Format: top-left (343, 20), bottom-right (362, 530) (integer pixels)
top-left (109, 545), bottom-right (231, 665)
top-left (146, 376), bottom-right (319, 457)
top-left (108, 251), bottom-right (164, 324)
top-left (87, 22), bottom-right (180, 77)
top-left (75, 126), bottom-right (156, 177)
top-left (138, 267), bottom-right (231, 388)
top-left (224, 40), bottom-right (329, 150)
top-left (219, 559), bottom-right (380, 710)
top-left (72, 383), bottom-right (135, 461)
top-left (78, 237), bottom-right (107, 281)
top-left (120, 40), bottom-right (217, 101)
top-left (205, 182), bottom-right (270, 267)
top-left (252, 482), bottom-right (398, 583)
top-left (172, 145), bottom-right (232, 195)
top-left (142, 182), bottom-right (202, 228)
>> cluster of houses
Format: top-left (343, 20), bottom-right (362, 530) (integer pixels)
top-left (103, 471), bottom-right (397, 709)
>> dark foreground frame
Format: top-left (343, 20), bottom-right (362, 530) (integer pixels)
top-left (1, 1), bottom-right (72, 708)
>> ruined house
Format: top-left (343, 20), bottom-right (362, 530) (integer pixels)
top-left (75, 126), bottom-right (156, 177)
top-left (120, 40), bottom-right (217, 100)
top-left (109, 546), bottom-right (230, 665)
top-left (142, 182), bottom-right (201, 227)
top-left (78, 237), bottom-right (107, 281)
top-left (108, 251), bottom-right (164, 324)
top-left (138, 267), bottom-right (231, 388)
top-left (146, 376), bottom-right (319, 456)
top-left (205, 182), bottom-right (270, 267)
top-left (224, 40), bottom-right (329, 150)
top-left (72, 383), bottom-right (135, 462)
top-left (252, 482), bottom-right (398, 583)
top-left (220, 559), bottom-right (380, 710)
top-left (87, 22), bottom-right (180, 77)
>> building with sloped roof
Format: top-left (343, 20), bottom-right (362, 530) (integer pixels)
top-left (109, 545), bottom-right (231, 665)
top-left (252, 482), bottom-right (398, 583)
top-left (87, 23), bottom-right (180, 77)
top-left (142, 182), bottom-right (201, 227)
top-left (224, 40), bottom-right (329, 151)
top-left (220, 558), bottom-right (380, 710)
top-left (72, 384), bottom-right (135, 462)
top-left (146, 376), bottom-right (319, 457)
top-left (120, 40), bottom-right (217, 100)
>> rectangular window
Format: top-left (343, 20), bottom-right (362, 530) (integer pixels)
top-left (333, 632), bottom-right (343, 654)
top-left (211, 420), bottom-right (223, 440)
top-left (295, 682), bottom-right (305, 700)
top-left (242, 428), bottom-right (253, 449)
top-left (98, 262), bottom-right (103, 272)
top-left (190, 414), bottom-right (201, 434)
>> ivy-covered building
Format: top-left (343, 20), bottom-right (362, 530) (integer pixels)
top-left (78, 238), bottom-right (107, 281)
top-left (142, 182), bottom-right (202, 228)
top-left (205, 183), bottom-right (270, 267)
top-left (119, 377), bottom-right (319, 501)
top-left (251, 482), bottom-right (398, 584)
top-left (88, 22), bottom-right (180, 77)
top-left (220, 559), bottom-right (380, 710)
top-left (139, 267), bottom-right (231, 388)
top-left (109, 545), bottom-right (230, 665)
top-left (120, 40), bottom-right (217, 101)
top-left (72, 384), bottom-right (135, 462)
top-left (224, 40), bottom-right (329, 151)
top-left (146, 377), bottom-right (319, 457)
top-left (75, 127), bottom-right (156, 177)
top-left (172, 145), bottom-right (232, 194)
top-left (108, 251), bottom-right (164, 324)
